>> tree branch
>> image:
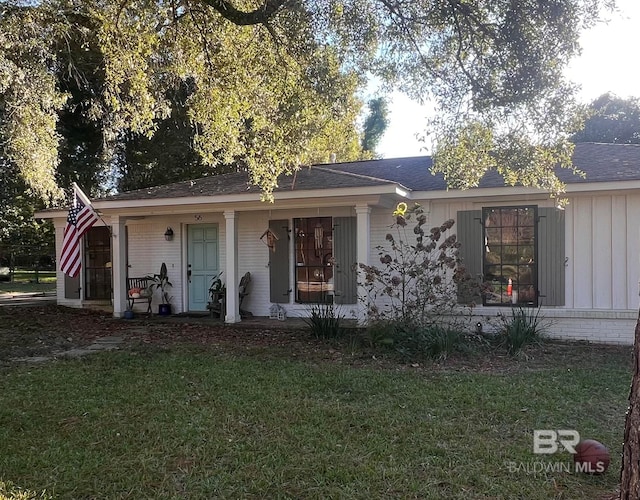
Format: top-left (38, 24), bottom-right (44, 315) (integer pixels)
top-left (200, 0), bottom-right (288, 25)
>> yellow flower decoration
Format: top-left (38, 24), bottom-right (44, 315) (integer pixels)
top-left (392, 202), bottom-right (408, 217)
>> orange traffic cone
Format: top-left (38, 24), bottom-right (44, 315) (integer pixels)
top-left (507, 278), bottom-right (513, 296)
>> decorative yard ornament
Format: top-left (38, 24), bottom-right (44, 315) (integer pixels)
top-left (260, 228), bottom-right (279, 252)
top-left (393, 202), bottom-right (409, 227)
top-left (393, 203), bottom-right (408, 217)
top-left (314, 223), bottom-right (324, 256)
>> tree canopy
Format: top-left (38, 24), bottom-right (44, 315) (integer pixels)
top-left (361, 97), bottom-right (389, 157)
top-left (572, 93), bottom-right (640, 144)
top-left (0, 0), bottom-right (614, 204)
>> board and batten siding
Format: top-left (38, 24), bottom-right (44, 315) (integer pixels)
top-left (566, 193), bottom-right (640, 310)
top-left (418, 192), bottom-right (640, 312)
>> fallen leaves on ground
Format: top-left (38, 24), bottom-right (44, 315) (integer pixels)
top-left (0, 305), bottom-right (632, 376)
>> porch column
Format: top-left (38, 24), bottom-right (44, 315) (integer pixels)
top-left (355, 204), bottom-right (371, 324)
top-left (111, 216), bottom-right (127, 318)
top-left (224, 210), bottom-right (240, 323)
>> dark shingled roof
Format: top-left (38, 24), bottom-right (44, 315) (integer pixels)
top-left (564, 142), bottom-right (640, 183)
top-left (103, 142), bottom-right (640, 202)
top-left (106, 165), bottom-right (393, 201)
top-left (323, 142), bottom-right (640, 190)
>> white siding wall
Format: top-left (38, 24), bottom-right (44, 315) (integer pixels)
top-left (127, 221), bottom-right (183, 312)
top-left (236, 210), bottom-right (270, 317)
top-left (126, 213), bottom-right (226, 313)
top-left (61, 189), bottom-right (640, 344)
top-left (366, 208), bottom-right (396, 313)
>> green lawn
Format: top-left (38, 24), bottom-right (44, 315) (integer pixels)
top-left (0, 270), bottom-right (56, 295)
top-left (0, 345), bottom-right (629, 499)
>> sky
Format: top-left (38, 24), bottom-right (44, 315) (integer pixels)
top-left (376, 0), bottom-right (640, 158)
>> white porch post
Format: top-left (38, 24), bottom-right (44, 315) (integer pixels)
top-left (355, 204), bottom-right (371, 324)
top-left (111, 216), bottom-right (127, 318)
top-left (224, 210), bottom-right (240, 323)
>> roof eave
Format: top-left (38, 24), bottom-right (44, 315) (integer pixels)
top-left (412, 179), bottom-right (640, 201)
top-left (36, 183), bottom-right (409, 219)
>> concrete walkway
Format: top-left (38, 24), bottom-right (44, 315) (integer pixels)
top-left (0, 291), bottom-right (56, 307)
top-left (11, 336), bottom-right (123, 363)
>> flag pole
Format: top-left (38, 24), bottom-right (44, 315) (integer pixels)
top-left (72, 182), bottom-right (112, 234)
top-left (72, 182), bottom-right (92, 207)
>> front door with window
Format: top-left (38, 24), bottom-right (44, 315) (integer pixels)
top-left (188, 225), bottom-right (219, 311)
top-left (84, 226), bottom-right (112, 300)
top-left (291, 216), bottom-right (357, 304)
top-left (294, 217), bottom-right (334, 303)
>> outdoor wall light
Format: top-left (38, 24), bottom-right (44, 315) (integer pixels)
top-left (164, 227), bottom-right (174, 241)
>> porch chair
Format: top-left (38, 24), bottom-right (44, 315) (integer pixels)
top-left (127, 276), bottom-right (153, 314)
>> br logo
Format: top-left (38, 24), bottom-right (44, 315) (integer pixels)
top-left (533, 430), bottom-right (580, 454)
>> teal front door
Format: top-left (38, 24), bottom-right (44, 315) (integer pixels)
top-left (188, 224), bottom-right (219, 311)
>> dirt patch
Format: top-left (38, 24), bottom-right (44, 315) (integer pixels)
top-left (0, 305), bottom-right (633, 373)
top-left (0, 305), bottom-right (315, 362)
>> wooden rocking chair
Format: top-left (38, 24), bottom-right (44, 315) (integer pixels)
top-left (238, 272), bottom-right (252, 318)
top-left (208, 272), bottom-right (252, 319)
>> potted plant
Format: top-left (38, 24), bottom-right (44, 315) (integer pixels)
top-left (123, 302), bottom-right (135, 320)
top-left (149, 263), bottom-right (173, 315)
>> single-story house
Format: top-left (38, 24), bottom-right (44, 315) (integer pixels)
top-left (38, 142), bottom-right (640, 344)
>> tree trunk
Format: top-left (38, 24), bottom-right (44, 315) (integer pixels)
top-left (620, 312), bottom-right (640, 499)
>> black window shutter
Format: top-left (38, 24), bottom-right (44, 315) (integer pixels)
top-left (332, 217), bottom-right (357, 304)
top-left (537, 207), bottom-right (565, 306)
top-left (456, 210), bottom-right (483, 304)
top-left (268, 220), bottom-right (290, 303)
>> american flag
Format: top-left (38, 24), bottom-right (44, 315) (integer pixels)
top-left (60, 186), bottom-right (99, 278)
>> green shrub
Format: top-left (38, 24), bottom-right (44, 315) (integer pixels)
top-left (359, 320), bottom-right (397, 347)
top-left (363, 321), bottom-right (468, 360)
top-left (496, 307), bottom-right (546, 355)
top-left (397, 324), bottom-right (467, 360)
top-left (304, 303), bottom-right (345, 339)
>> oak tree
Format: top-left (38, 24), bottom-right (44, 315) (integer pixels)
top-left (572, 93), bottom-right (640, 144)
top-left (1, 0), bottom-right (613, 204)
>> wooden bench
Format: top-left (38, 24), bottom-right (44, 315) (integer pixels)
top-left (127, 277), bottom-right (153, 314)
